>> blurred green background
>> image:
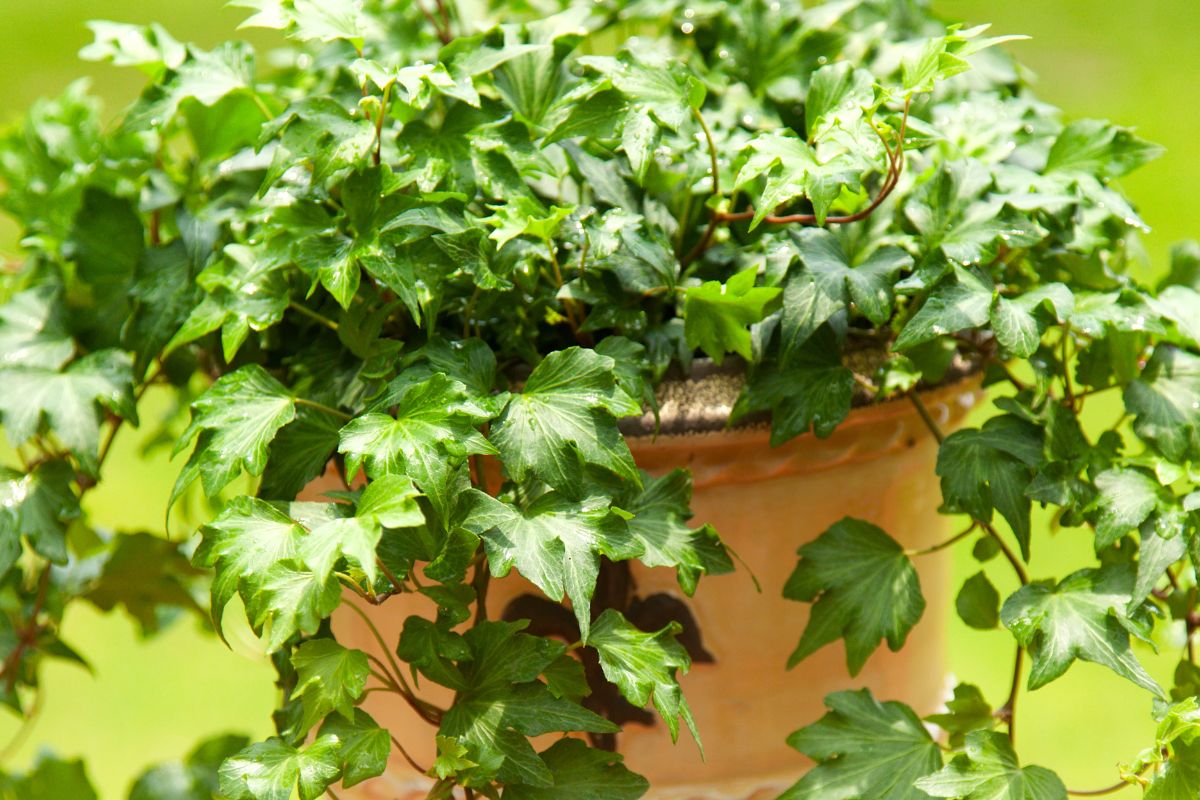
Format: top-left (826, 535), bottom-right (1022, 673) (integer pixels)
top-left (0, 1), bottom-right (1197, 797)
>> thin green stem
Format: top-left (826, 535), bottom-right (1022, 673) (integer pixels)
top-left (906, 522), bottom-right (977, 557)
top-left (344, 601), bottom-right (406, 687)
top-left (1067, 778), bottom-right (1133, 796)
top-left (250, 91), bottom-right (274, 121)
top-left (289, 300), bottom-right (340, 332)
top-left (344, 601), bottom-right (444, 723)
top-left (294, 397), bottom-right (353, 422)
top-left (1061, 326), bottom-right (1077, 409)
top-left (682, 105), bottom-right (723, 267)
top-left (693, 105), bottom-right (720, 197)
top-left (472, 552), bottom-right (490, 625)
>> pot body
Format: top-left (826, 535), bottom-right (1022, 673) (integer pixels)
top-left (322, 378), bottom-right (981, 799)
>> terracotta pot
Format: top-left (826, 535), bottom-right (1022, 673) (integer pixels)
top-left (317, 372), bottom-right (982, 799)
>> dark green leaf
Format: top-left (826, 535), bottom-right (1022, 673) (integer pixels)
top-left (784, 518), bottom-right (924, 676)
top-left (956, 571), bottom-right (1000, 630)
top-left (490, 347), bottom-right (640, 494)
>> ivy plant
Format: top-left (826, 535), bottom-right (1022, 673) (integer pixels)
top-left (1, 0), bottom-right (1199, 797)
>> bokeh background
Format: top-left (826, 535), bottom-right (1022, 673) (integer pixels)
top-left (0, 1), bottom-right (1197, 796)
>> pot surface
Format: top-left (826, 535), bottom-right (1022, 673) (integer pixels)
top-left (319, 377), bottom-right (983, 798)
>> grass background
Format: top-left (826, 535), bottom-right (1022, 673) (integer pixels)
top-left (0, 1), bottom-right (1197, 796)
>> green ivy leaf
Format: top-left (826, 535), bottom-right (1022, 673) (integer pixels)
top-left (902, 25), bottom-right (1028, 94)
top-left (916, 731), bottom-right (1067, 800)
top-left (1090, 468), bottom-right (1167, 550)
top-left (317, 709), bottom-right (391, 788)
top-left (501, 739), bottom-right (649, 800)
top-left (0, 286), bottom-right (75, 370)
top-left (431, 734), bottom-right (478, 780)
top-left (260, 407), bottom-right (341, 500)
top-left (617, 469), bottom-right (732, 596)
top-left (1145, 738), bottom-right (1200, 799)
top-left (0, 349), bottom-right (136, 468)
top-left (1044, 119), bottom-right (1164, 180)
top-left (589, 608), bottom-right (698, 746)
top-left (437, 621), bottom-right (616, 787)
top-left (84, 532), bottom-right (205, 635)
top-left (234, 0), bottom-right (378, 49)
top-left (462, 490), bottom-right (638, 642)
top-left (683, 268), bottom-right (782, 363)
top-left (926, 684), bottom-right (996, 748)
top-left (990, 285), bottom-right (1073, 359)
top-left (1000, 565), bottom-right (1162, 695)
top-left (266, 98), bottom-right (375, 185)
top-left (804, 62), bottom-right (875, 140)
top-left (125, 42), bottom-right (256, 131)
top-left (174, 364), bottom-right (296, 501)
top-left (782, 229), bottom-right (911, 355)
top-left (218, 736), bottom-right (342, 800)
top-left (895, 267), bottom-right (993, 351)
top-left (735, 132), bottom-right (862, 227)
top-left (935, 415), bottom-right (1042, 560)
top-left (79, 20), bottom-right (187, 74)
top-left (0, 461), bottom-right (81, 570)
top-left (484, 196), bottom-right (574, 250)
top-left (784, 518), bottom-right (924, 676)
top-left (1125, 345), bottom-right (1200, 463)
top-left (338, 373), bottom-right (495, 507)
top-left (194, 497), bottom-right (306, 636)
top-left (165, 243), bottom-right (290, 362)
top-left (2, 755), bottom-right (99, 800)
top-left (291, 638), bottom-right (370, 734)
top-left (491, 347), bottom-right (641, 494)
top-left (734, 327), bottom-right (855, 444)
top-left (956, 571), bottom-right (1001, 630)
top-left (784, 689), bottom-right (943, 800)
top-left (543, 90), bottom-right (627, 145)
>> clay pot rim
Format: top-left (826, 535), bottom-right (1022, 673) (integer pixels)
top-left (618, 353), bottom-right (982, 439)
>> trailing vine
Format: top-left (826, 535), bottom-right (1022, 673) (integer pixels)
top-left (0, 1), bottom-right (1199, 798)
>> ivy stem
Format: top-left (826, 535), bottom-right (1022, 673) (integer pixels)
top-left (462, 286), bottom-right (481, 339)
top-left (981, 521), bottom-right (1029, 585)
top-left (683, 105), bottom-right (723, 266)
top-left (1061, 326), bottom-right (1077, 409)
top-left (289, 301), bottom-right (340, 332)
top-left (377, 558), bottom-right (407, 597)
top-left (0, 685), bottom-right (43, 764)
top-left (294, 397), bottom-right (353, 422)
top-left (906, 522), bottom-right (977, 557)
top-left (472, 551), bottom-right (490, 624)
top-left (390, 734), bottom-right (429, 773)
top-left (1067, 778), bottom-right (1134, 796)
top-left (907, 394), bottom-right (1029, 585)
top-left (250, 91), bottom-right (274, 121)
top-left (373, 82), bottom-right (391, 167)
top-left (0, 566), bottom-right (51, 690)
top-left (684, 98), bottom-right (911, 267)
top-left (344, 601), bottom-right (444, 724)
top-left (997, 645), bottom-right (1024, 745)
top-left (907, 391), bottom-right (945, 445)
